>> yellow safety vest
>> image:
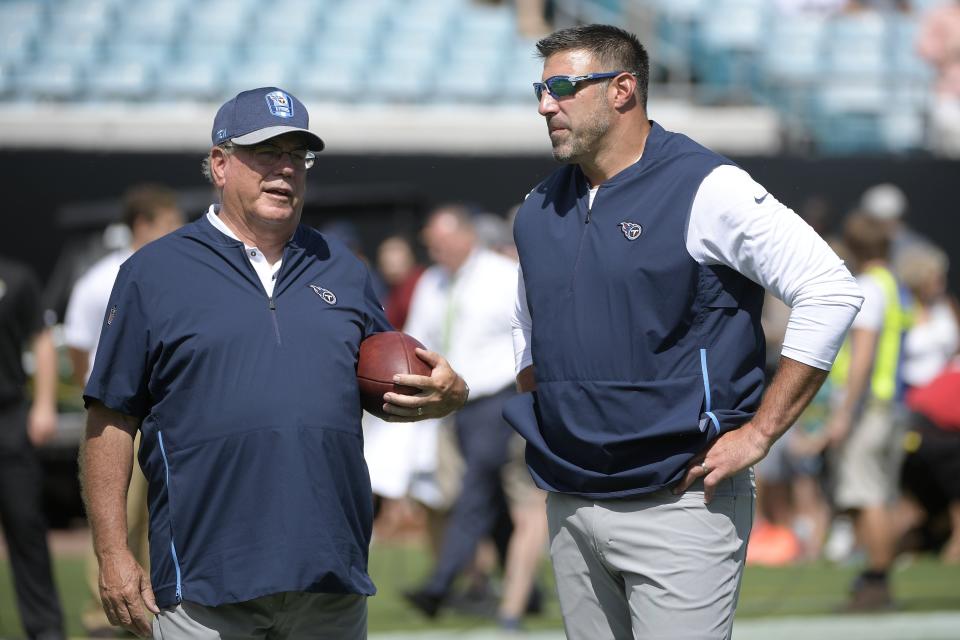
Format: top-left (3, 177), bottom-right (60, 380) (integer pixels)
top-left (831, 265), bottom-right (913, 401)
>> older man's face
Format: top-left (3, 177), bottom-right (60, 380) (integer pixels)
top-left (217, 132), bottom-right (310, 232)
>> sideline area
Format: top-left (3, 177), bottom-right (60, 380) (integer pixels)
top-left (369, 611), bottom-right (960, 640)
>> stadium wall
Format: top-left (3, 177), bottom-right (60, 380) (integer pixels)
top-left (4, 151), bottom-right (959, 294)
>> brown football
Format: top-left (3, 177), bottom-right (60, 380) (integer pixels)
top-left (357, 331), bottom-right (432, 419)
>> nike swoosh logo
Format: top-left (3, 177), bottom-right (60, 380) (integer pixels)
top-left (754, 193), bottom-right (769, 204)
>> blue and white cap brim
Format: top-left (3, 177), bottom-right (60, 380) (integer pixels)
top-left (230, 125), bottom-right (325, 151)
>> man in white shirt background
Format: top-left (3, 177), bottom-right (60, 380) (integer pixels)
top-left (401, 204), bottom-right (547, 631)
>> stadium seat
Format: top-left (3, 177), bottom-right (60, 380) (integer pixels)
top-left (812, 81), bottom-right (888, 153)
top-left (116, 3), bottom-right (184, 43)
top-left (366, 62), bottom-right (433, 104)
top-left (223, 61), bottom-right (295, 97)
top-left (17, 61), bottom-right (83, 101)
top-left (882, 111), bottom-right (926, 152)
top-left (503, 50), bottom-right (544, 103)
top-left (52, 0), bottom-right (116, 34)
top-left (87, 61), bottom-right (153, 101)
top-left (35, 30), bottom-right (104, 67)
top-left (155, 62), bottom-right (224, 101)
top-left (105, 40), bottom-right (172, 70)
top-left (298, 63), bottom-right (366, 103)
top-left (0, 29), bottom-right (35, 68)
top-left (434, 59), bottom-right (500, 103)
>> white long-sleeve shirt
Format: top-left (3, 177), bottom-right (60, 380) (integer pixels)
top-left (512, 164), bottom-right (863, 373)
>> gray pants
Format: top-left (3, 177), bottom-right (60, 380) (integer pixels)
top-left (153, 592), bottom-right (367, 640)
top-left (546, 470), bottom-right (755, 640)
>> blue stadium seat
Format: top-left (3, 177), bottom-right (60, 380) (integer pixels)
top-left (812, 81), bottom-right (888, 153)
top-left (0, 2), bottom-right (44, 37)
top-left (311, 38), bottom-right (374, 69)
top-left (224, 61), bottom-right (295, 97)
top-left (87, 61), bottom-right (153, 101)
top-left (297, 64), bottom-right (364, 103)
top-left (243, 42), bottom-right (308, 68)
top-left (434, 59), bottom-right (500, 103)
top-left (366, 62), bottom-right (433, 103)
top-left (502, 49), bottom-right (544, 103)
top-left (52, 0), bottom-right (117, 34)
top-left (105, 40), bottom-right (172, 70)
top-left (0, 64), bottom-right (10, 97)
top-left (380, 38), bottom-right (442, 69)
top-left (881, 111), bottom-right (925, 152)
top-left (35, 31), bottom-right (103, 67)
top-left (457, 3), bottom-right (516, 41)
top-left (17, 61), bottom-right (83, 100)
top-left (0, 29), bottom-right (34, 68)
top-left (248, 9), bottom-right (319, 42)
top-left (155, 62), bottom-right (224, 101)
top-left (176, 41), bottom-right (240, 70)
top-left (116, 3), bottom-right (184, 43)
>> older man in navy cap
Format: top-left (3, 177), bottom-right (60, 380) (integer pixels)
top-left (80, 87), bottom-right (469, 639)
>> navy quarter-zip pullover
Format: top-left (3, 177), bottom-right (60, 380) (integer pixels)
top-left (84, 214), bottom-right (391, 608)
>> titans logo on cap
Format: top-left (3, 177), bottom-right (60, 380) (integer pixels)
top-left (265, 90), bottom-right (294, 118)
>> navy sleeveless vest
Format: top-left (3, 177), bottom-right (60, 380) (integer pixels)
top-left (503, 122), bottom-right (766, 498)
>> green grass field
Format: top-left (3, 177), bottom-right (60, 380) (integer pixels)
top-left (1, 540), bottom-right (958, 638)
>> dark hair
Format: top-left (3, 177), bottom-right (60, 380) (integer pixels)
top-left (536, 24), bottom-right (650, 109)
top-left (843, 211), bottom-right (890, 265)
top-left (122, 184), bottom-right (179, 229)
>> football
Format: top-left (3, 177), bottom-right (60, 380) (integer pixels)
top-left (357, 331), bottom-right (432, 419)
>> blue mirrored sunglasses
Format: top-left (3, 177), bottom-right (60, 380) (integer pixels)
top-left (533, 71), bottom-right (636, 101)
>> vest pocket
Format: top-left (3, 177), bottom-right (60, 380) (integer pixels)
top-left (534, 375), bottom-right (708, 476)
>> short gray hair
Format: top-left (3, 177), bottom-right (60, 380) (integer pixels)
top-left (201, 142), bottom-right (235, 184)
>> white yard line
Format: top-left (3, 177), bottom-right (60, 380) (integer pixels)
top-left (369, 611), bottom-right (960, 640)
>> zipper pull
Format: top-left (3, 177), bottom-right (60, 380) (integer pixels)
top-left (585, 208), bottom-right (591, 224)
top-left (269, 297), bottom-right (276, 311)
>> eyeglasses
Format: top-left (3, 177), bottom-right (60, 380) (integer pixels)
top-left (533, 71), bottom-right (637, 101)
top-left (221, 142), bottom-right (316, 169)
top-left (248, 143), bottom-right (316, 169)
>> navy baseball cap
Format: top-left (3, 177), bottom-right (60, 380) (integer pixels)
top-left (211, 87), bottom-right (325, 151)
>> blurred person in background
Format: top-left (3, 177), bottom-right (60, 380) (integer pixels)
top-left (917, 0), bottom-right (960, 157)
top-left (899, 355), bottom-right (960, 563)
top-left (376, 235), bottom-right (424, 330)
top-left (891, 243), bottom-right (960, 561)
top-left (859, 183), bottom-right (930, 263)
top-left (826, 211), bottom-right (914, 611)
top-left (64, 184), bottom-right (184, 637)
top-left (895, 243), bottom-right (960, 389)
top-left (64, 185), bottom-right (185, 386)
top-left (402, 205), bottom-right (547, 631)
top-left (0, 255), bottom-right (65, 640)
top-left (80, 87), bottom-right (467, 639)
top-left (507, 24), bottom-right (861, 639)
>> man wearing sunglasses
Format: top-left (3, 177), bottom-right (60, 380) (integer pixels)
top-left (505, 25), bottom-right (864, 639)
top-left (79, 86), bottom-right (469, 639)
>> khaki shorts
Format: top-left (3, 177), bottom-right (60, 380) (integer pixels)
top-left (833, 401), bottom-right (907, 510)
top-left (547, 470), bottom-right (755, 640)
top-left (153, 592), bottom-right (366, 640)
top-left (501, 433), bottom-right (544, 508)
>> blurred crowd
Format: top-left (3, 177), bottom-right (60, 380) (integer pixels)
top-left (750, 181), bottom-right (960, 611)
top-left (3, 174), bottom-right (959, 636)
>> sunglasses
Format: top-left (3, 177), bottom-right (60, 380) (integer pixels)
top-left (533, 71), bottom-right (636, 101)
